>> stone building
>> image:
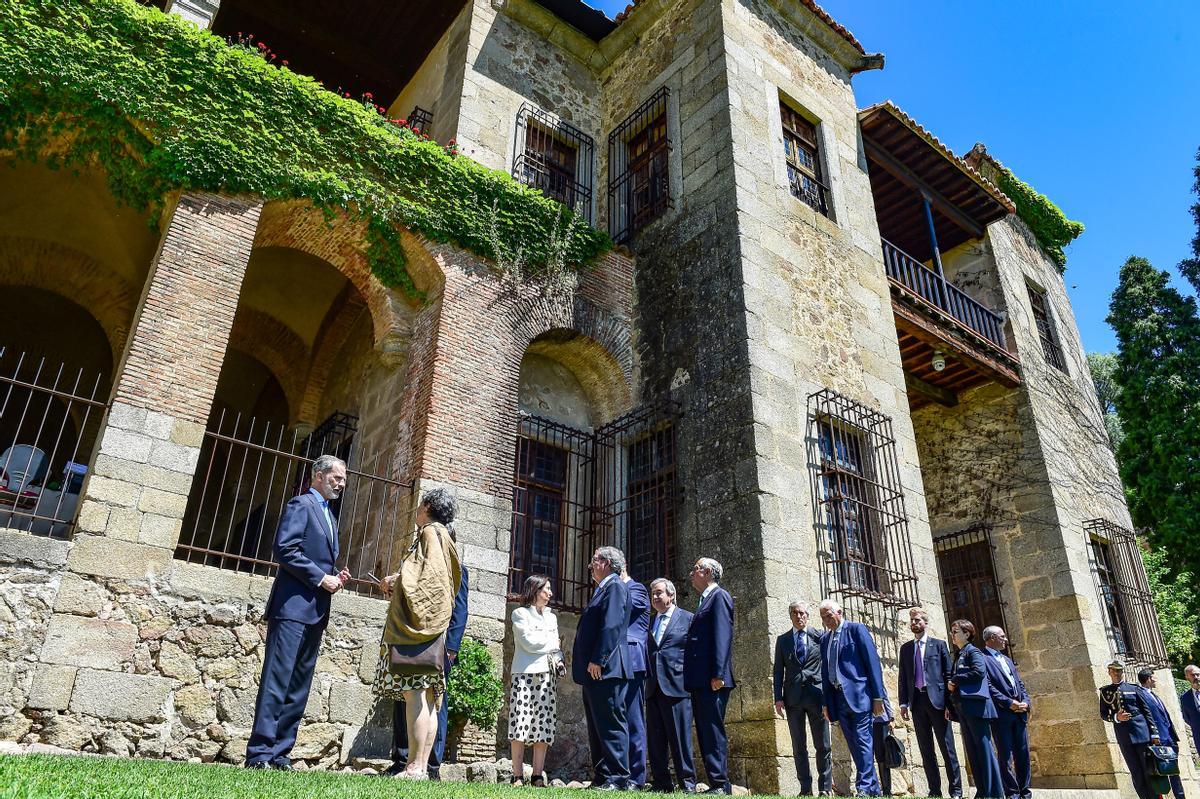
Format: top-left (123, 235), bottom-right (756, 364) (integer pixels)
top-left (0, 0), bottom-right (1187, 796)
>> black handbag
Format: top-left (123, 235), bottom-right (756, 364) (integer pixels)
top-left (1145, 744), bottom-right (1180, 777)
top-left (389, 631), bottom-right (447, 676)
top-left (884, 731), bottom-right (906, 768)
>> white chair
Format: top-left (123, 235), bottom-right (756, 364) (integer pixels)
top-left (0, 444), bottom-right (46, 491)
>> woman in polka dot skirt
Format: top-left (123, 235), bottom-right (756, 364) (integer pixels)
top-left (508, 574), bottom-right (562, 786)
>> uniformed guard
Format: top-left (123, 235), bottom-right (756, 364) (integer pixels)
top-left (1099, 658), bottom-right (1160, 799)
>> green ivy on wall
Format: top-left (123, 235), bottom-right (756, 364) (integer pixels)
top-left (0, 0), bottom-right (611, 298)
top-left (973, 150), bottom-right (1084, 272)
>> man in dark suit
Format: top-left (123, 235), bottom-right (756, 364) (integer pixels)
top-left (623, 568), bottom-right (651, 789)
top-left (1179, 664), bottom-right (1200, 759)
top-left (246, 455), bottom-right (350, 769)
top-left (386, 561), bottom-right (469, 778)
top-left (1099, 658), bottom-right (1160, 799)
top-left (982, 626), bottom-right (1031, 799)
top-left (898, 608), bottom-right (960, 798)
top-left (647, 578), bottom-right (696, 793)
top-left (773, 600), bottom-right (830, 796)
top-left (818, 597), bottom-right (885, 798)
top-left (573, 546), bottom-right (633, 790)
top-left (684, 557), bottom-right (735, 795)
top-left (1138, 668), bottom-right (1186, 799)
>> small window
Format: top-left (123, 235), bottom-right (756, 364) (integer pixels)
top-left (781, 102), bottom-right (829, 216)
top-left (1027, 283), bottom-right (1067, 372)
top-left (407, 106), bottom-right (433, 135)
top-left (608, 87), bottom-right (672, 244)
top-left (1085, 519), bottom-right (1168, 669)
top-left (624, 424), bottom-right (676, 586)
top-left (513, 104), bottom-right (595, 222)
top-left (510, 436), bottom-right (568, 595)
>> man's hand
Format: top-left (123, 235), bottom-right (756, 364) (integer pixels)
top-left (1116, 710), bottom-right (1132, 722)
top-left (447, 649), bottom-right (458, 663)
top-left (320, 574), bottom-right (342, 593)
top-left (379, 573), bottom-right (399, 596)
top-left (944, 708), bottom-right (952, 721)
top-left (774, 700), bottom-right (785, 719)
top-left (711, 678), bottom-right (725, 692)
top-left (822, 707), bottom-right (831, 722)
top-left (588, 662), bottom-right (602, 680)
top-left (1152, 736), bottom-right (1161, 744)
top-left (337, 568), bottom-right (351, 586)
top-left (947, 680), bottom-right (957, 692)
top-left (871, 699), bottom-right (885, 718)
top-left (899, 706), bottom-right (910, 721)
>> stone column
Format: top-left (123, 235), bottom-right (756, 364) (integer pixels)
top-left (166, 0), bottom-right (221, 29)
top-left (70, 192), bottom-right (263, 578)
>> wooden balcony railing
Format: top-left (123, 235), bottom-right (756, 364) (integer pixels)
top-left (881, 238), bottom-right (1007, 350)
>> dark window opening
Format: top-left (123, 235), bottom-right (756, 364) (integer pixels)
top-left (1027, 283), bottom-right (1067, 372)
top-left (513, 104), bottom-right (595, 223)
top-left (608, 87), bottom-right (671, 244)
top-left (781, 102), bottom-right (830, 216)
top-left (408, 106), bottom-right (433, 135)
top-left (510, 436), bottom-right (570, 596)
top-left (624, 425), bottom-right (677, 586)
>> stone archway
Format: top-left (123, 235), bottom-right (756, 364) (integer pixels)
top-left (226, 308), bottom-right (310, 423)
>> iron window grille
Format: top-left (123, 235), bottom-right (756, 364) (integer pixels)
top-left (781, 102), bottom-right (830, 216)
top-left (934, 525), bottom-right (1010, 650)
top-left (608, 86), bottom-right (672, 244)
top-left (513, 103), bottom-right (595, 223)
top-left (1026, 283), bottom-right (1067, 373)
top-left (508, 399), bottom-right (679, 612)
top-left (408, 106), bottom-right (433, 135)
top-left (807, 389), bottom-right (919, 608)
top-left (1085, 518), bottom-right (1168, 669)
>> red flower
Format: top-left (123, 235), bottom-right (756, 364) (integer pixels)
top-left (364, 92), bottom-right (373, 100)
top-left (282, 60), bottom-right (289, 66)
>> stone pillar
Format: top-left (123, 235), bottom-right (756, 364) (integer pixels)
top-left (166, 0), bottom-right (221, 29)
top-left (71, 192), bottom-right (262, 576)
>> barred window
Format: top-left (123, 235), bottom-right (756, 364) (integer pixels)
top-left (1085, 519), bottom-right (1168, 669)
top-left (513, 104), bottom-right (595, 222)
top-left (407, 106), bottom-right (433, 135)
top-left (781, 102), bottom-right (829, 216)
top-left (808, 389), bottom-right (918, 608)
top-left (509, 434), bottom-right (572, 597)
top-left (623, 424), bottom-right (676, 586)
top-left (608, 87), bottom-right (671, 244)
top-left (1027, 283), bottom-right (1067, 372)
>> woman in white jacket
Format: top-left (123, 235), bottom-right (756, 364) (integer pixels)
top-left (508, 574), bottom-right (561, 787)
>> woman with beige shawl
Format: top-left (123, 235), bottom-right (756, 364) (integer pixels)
top-left (375, 488), bottom-right (462, 780)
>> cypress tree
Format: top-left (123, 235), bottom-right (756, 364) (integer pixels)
top-left (1179, 147), bottom-right (1200, 294)
top-left (1107, 256), bottom-right (1200, 569)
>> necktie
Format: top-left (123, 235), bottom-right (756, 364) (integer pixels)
top-left (831, 629), bottom-right (842, 688)
top-left (654, 614), bottom-right (667, 645)
top-left (319, 499), bottom-right (334, 539)
top-left (914, 640), bottom-right (925, 690)
top-left (795, 631), bottom-right (806, 661)
top-left (1001, 655), bottom-right (1015, 687)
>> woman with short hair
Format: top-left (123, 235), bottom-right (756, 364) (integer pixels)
top-left (508, 574), bottom-right (561, 787)
top-left (947, 619), bottom-right (1004, 798)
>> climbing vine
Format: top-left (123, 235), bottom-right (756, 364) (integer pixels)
top-left (972, 146), bottom-right (1084, 272)
top-left (0, 0), bottom-right (610, 298)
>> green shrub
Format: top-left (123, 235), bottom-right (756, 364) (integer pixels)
top-left (446, 637), bottom-right (504, 731)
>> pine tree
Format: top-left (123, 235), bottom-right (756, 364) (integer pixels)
top-left (1107, 257), bottom-right (1200, 569)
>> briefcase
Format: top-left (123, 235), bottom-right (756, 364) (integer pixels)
top-left (884, 731), bottom-right (906, 769)
top-left (389, 632), bottom-right (447, 676)
top-left (1145, 744), bottom-right (1180, 777)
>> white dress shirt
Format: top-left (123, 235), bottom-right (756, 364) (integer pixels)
top-left (653, 605), bottom-right (675, 645)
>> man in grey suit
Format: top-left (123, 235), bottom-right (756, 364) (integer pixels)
top-left (773, 600), bottom-right (831, 796)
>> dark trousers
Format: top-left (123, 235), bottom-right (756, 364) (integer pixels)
top-left (583, 678), bottom-right (631, 787)
top-left (784, 702), bottom-right (831, 795)
top-left (647, 692), bottom-right (696, 791)
top-left (989, 710), bottom-right (1031, 799)
top-left (831, 690), bottom-right (880, 797)
top-left (911, 691), bottom-right (962, 796)
top-left (691, 687), bottom-right (732, 793)
top-left (1118, 739), bottom-right (1155, 799)
top-left (871, 723), bottom-right (892, 797)
top-left (960, 713), bottom-right (1004, 799)
top-left (390, 659), bottom-right (453, 775)
top-left (625, 675), bottom-right (648, 786)
top-left (246, 618), bottom-right (325, 765)
top-left (1164, 746), bottom-right (1187, 799)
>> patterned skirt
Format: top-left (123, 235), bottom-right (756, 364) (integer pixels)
top-left (508, 671), bottom-right (557, 744)
top-left (371, 643), bottom-right (445, 703)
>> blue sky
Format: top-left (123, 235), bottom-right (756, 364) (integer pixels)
top-left (588, 0), bottom-right (1200, 353)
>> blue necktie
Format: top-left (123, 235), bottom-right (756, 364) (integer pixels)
top-left (795, 631), bottom-right (806, 660)
top-left (654, 614), bottom-right (667, 645)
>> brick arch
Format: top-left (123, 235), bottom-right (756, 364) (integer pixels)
top-left (227, 308), bottom-right (310, 422)
top-left (0, 235), bottom-right (137, 364)
top-left (296, 286), bottom-right (370, 427)
top-left (520, 327), bottom-right (633, 426)
top-left (254, 201), bottom-right (410, 352)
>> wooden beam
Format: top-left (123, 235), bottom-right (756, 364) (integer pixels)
top-left (905, 371), bottom-right (958, 407)
top-left (892, 299), bottom-right (1022, 388)
top-left (864, 138), bottom-right (985, 240)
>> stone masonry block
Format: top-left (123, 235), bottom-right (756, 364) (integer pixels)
top-left (170, 419), bottom-right (206, 448)
top-left (0, 528), bottom-right (69, 569)
top-left (98, 427), bottom-right (153, 464)
top-left (140, 513), bottom-right (183, 548)
top-left (147, 440), bottom-right (200, 475)
top-left (170, 561), bottom-right (253, 602)
top-left (84, 476), bottom-right (141, 508)
top-left (106, 402), bottom-right (148, 433)
top-left (141, 465), bottom-right (194, 495)
top-left (69, 669), bottom-right (174, 722)
top-left (137, 487), bottom-right (189, 518)
top-left (328, 681), bottom-right (374, 724)
top-left (67, 534), bottom-right (173, 580)
top-left (143, 411), bottom-right (174, 440)
top-left (54, 573), bottom-right (107, 616)
top-left (75, 501), bottom-right (110, 534)
top-left (42, 614), bottom-right (137, 670)
top-left (107, 506), bottom-right (142, 542)
top-left (27, 664), bottom-right (77, 710)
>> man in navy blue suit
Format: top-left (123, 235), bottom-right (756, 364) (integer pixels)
top-left (386, 560), bottom-right (469, 778)
top-left (573, 546), bottom-right (633, 790)
top-left (246, 455), bottom-right (350, 769)
top-left (623, 567), bottom-right (651, 789)
top-left (1137, 668), bottom-right (1186, 799)
top-left (773, 601), bottom-right (830, 796)
top-left (684, 557), bottom-right (735, 795)
top-left (898, 608), bottom-right (960, 798)
top-left (1179, 664), bottom-right (1200, 760)
top-left (1099, 658), bottom-right (1160, 799)
top-left (818, 598), bottom-right (885, 797)
top-left (981, 627), bottom-right (1031, 799)
top-left (647, 578), bottom-right (696, 793)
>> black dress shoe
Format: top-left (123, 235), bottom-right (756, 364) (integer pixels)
top-left (595, 783), bottom-right (623, 791)
top-left (271, 762), bottom-right (293, 772)
top-left (245, 761), bottom-right (271, 770)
